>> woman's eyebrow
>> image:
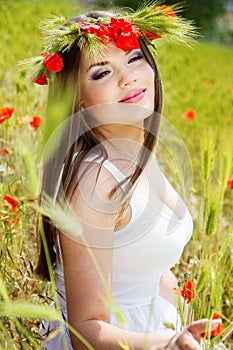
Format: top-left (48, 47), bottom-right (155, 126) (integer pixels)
top-left (86, 61), bottom-right (110, 72)
top-left (86, 49), bottom-right (137, 71)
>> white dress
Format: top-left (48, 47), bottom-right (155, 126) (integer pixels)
top-left (39, 153), bottom-right (193, 349)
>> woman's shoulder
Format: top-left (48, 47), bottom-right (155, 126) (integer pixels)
top-left (77, 151), bottom-right (131, 195)
top-left (69, 152), bottom-right (126, 227)
top-left (78, 154), bottom-right (121, 194)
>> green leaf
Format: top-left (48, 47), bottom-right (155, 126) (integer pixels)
top-left (39, 194), bottom-right (83, 239)
top-left (2, 174), bottom-right (19, 195)
top-left (16, 140), bottom-right (39, 198)
top-left (0, 300), bottom-right (62, 321)
top-left (0, 278), bottom-right (9, 302)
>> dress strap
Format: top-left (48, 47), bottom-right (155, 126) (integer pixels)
top-left (102, 159), bottom-right (129, 191)
top-left (84, 153), bottom-right (130, 192)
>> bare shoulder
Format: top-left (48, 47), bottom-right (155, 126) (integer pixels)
top-left (70, 157), bottom-right (123, 230)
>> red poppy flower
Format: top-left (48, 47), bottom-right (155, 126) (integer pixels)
top-left (201, 313), bottom-right (225, 338)
top-left (223, 116), bottom-right (230, 124)
top-left (211, 313), bottom-right (225, 337)
top-left (78, 22), bottom-right (112, 45)
top-left (78, 22), bottom-right (93, 31)
top-left (203, 81), bottom-right (211, 88)
top-left (78, 18), bottom-right (141, 51)
top-left (183, 109), bottom-right (196, 121)
top-left (0, 107), bottom-right (14, 124)
top-left (42, 53), bottom-right (64, 73)
top-left (3, 195), bottom-right (19, 212)
top-left (174, 280), bottom-right (195, 304)
top-left (181, 280), bottom-right (195, 303)
top-left (3, 147), bottom-right (11, 155)
top-left (115, 29), bottom-right (140, 51)
top-left (155, 5), bottom-right (177, 18)
top-left (29, 116), bottom-right (43, 130)
top-left (227, 177), bottom-right (233, 189)
top-left (109, 18), bottom-right (141, 51)
top-left (0, 147), bottom-right (11, 157)
top-left (143, 31), bottom-right (161, 42)
top-left (31, 72), bottom-right (49, 85)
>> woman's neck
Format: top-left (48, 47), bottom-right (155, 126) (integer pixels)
top-left (97, 122), bottom-right (145, 158)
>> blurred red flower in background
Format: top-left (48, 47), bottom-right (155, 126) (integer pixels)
top-left (203, 81), bottom-right (211, 88)
top-left (227, 177), bottom-right (233, 189)
top-left (3, 195), bottom-right (19, 212)
top-left (3, 147), bottom-right (11, 155)
top-left (0, 107), bottom-right (14, 124)
top-left (29, 116), bottom-right (43, 130)
top-left (183, 109), bottom-right (196, 121)
top-left (0, 147), bottom-right (11, 157)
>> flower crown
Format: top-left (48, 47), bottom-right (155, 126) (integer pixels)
top-left (21, 1), bottom-right (197, 85)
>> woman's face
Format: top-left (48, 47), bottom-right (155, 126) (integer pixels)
top-left (79, 42), bottom-right (155, 125)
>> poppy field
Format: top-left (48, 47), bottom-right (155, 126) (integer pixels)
top-left (0, 0), bottom-right (233, 349)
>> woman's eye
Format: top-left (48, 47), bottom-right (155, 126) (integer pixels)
top-left (91, 70), bottom-right (111, 80)
top-left (128, 54), bottom-right (144, 64)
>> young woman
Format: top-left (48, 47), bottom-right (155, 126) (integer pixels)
top-left (29, 4), bottom-right (221, 350)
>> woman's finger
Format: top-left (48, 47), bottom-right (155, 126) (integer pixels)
top-left (164, 330), bottom-right (202, 350)
top-left (175, 330), bottom-right (203, 350)
top-left (186, 318), bottom-right (222, 343)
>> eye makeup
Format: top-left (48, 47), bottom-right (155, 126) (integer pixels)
top-left (90, 68), bottom-right (112, 80)
top-left (87, 48), bottom-right (144, 81)
top-left (127, 49), bottom-right (144, 63)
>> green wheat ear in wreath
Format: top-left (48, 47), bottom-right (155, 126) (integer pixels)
top-left (41, 1), bottom-right (197, 54)
top-left (18, 0), bottom-right (198, 83)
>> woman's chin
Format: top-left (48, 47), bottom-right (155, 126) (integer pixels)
top-left (82, 102), bottom-right (154, 126)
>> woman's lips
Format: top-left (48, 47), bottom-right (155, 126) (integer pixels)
top-left (119, 88), bottom-right (146, 103)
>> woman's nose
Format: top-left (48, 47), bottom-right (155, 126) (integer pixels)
top-left (118, 69), bottom-right (138, 88)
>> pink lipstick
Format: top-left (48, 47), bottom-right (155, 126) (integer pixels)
top-left (119, 88), bottom-right (146, 103)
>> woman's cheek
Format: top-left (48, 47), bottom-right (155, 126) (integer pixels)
top-left (85, 82), bottom-right (115, 107)
top-left (144, 64), bottom-right (155, 83)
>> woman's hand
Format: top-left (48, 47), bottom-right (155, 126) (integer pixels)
top-left (154, 318), bottom-right (222, 350)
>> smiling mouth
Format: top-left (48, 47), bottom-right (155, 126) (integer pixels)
top-left (119, 88), bottom-right (146, 103)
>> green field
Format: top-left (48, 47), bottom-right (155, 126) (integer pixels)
top-left (0, 0), bottom-right (233, 349)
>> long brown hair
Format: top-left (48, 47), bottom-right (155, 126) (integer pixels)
top-left (36, 11), bottom-right (163, 280)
